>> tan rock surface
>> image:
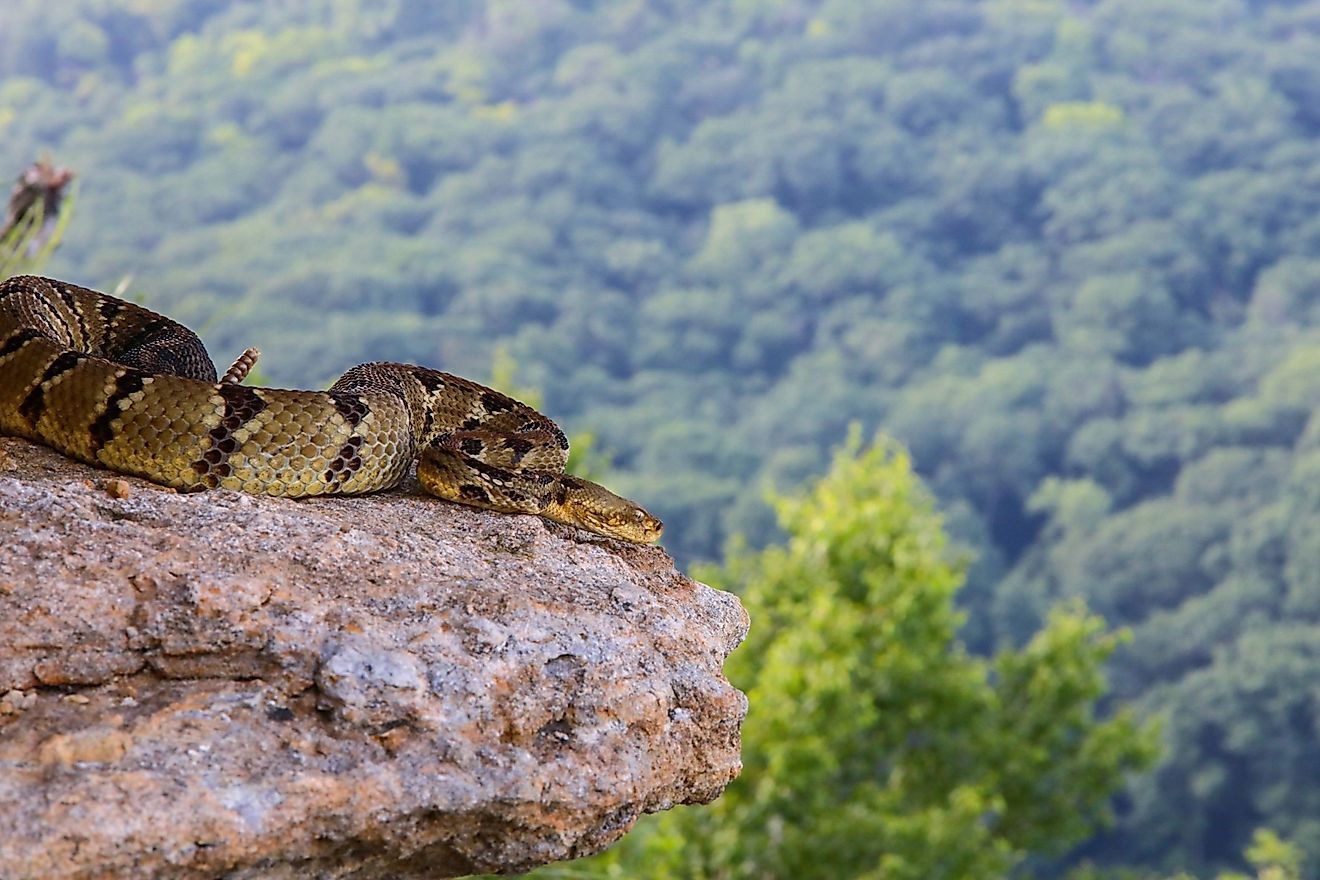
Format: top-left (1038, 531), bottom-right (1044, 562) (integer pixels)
top-left (0, 436), bottom-right (748, 879)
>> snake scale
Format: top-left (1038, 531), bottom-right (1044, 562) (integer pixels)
top-left (0, 275), bottom-right (663, 543)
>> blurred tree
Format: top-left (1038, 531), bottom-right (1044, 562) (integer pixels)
top-left (1070, 829), bottom-right (1304, 879)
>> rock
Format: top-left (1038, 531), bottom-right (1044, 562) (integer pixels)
top-left (0, 437), bottom-right (748, 879)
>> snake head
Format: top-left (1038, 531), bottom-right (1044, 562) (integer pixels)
top-left (618, 504), bottom-right (664, 544)
top-left (575, 500), bottom-right (664, 544)
top-left (558, 477), bottom-right (664, 544)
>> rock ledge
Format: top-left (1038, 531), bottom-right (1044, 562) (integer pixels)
top-left (0, 437), bottom-right (747, 879)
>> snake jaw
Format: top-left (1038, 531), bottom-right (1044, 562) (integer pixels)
top-left (604, 512), bottom-right (664, 544)
top-left (619, 506), bottom-right (664, 544)
top-left (552, 478), bottom-right (664, 543)
top-left (559, 503), bottom-right (664, 544)
top-left (609, 505), bottom-right (664, 544)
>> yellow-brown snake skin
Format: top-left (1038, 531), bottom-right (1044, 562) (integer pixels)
top-left (0, 275), bottom-right (663, 543)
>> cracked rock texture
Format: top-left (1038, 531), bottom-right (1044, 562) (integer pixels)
top-left (0, 437), bottom-right (748, 879)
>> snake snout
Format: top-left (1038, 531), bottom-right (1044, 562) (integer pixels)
top-left (633, 508), bottom-right (664, 543)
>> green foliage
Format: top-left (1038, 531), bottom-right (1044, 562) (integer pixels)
top-left (536, 433), bottom-right (1153, 879)
top-left (1070, 828), bottom-right (1305, 880)
top-left (1043, 101), bottom-right (1126, 130)
top-left (0, 183), bottom-right (75, 277)
top-left (1235, 830), bottom-right (1304, 880)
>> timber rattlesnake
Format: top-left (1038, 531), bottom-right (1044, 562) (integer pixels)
top-left (0, 275), bottom-right (662, 543)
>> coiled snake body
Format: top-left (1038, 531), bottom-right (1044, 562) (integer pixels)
top-left (0, 275), bottom-right (662, 543)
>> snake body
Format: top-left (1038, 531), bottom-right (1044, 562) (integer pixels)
top-left (0, 275), bottom-right (662, 543)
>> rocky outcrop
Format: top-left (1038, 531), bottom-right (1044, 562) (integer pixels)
top-left (0, 437), bottom-right (748, 879)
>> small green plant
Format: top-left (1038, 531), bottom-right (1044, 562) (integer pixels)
top-left (0, 181), bottom-right (77, 277)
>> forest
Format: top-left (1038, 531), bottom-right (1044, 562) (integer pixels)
top-left (4, 0), bottom-right (1320, 876)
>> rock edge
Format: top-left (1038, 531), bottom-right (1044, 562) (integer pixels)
top-left (0, 437), bottom-right (748, 879)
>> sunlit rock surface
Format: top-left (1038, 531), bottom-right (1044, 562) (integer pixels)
top-left (0, 436), bottom-right (747, 879)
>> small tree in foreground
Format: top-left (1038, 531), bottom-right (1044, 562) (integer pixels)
top-left (535, 431), bottom-right (1155, 880)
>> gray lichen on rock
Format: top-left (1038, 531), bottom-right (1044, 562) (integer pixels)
top-left (0, 436), bottom-right (748, 879)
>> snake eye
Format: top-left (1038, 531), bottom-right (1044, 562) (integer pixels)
top-left (633, 508), bottom-right (646, 520)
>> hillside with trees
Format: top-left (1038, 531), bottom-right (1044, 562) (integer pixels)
top-left (5, 0), bottom-right (1320, 874)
